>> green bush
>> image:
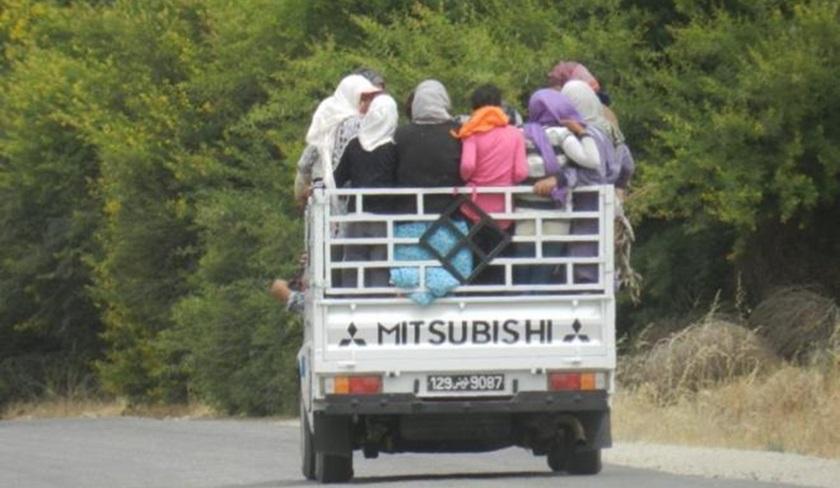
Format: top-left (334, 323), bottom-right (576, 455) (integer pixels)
top-left (1, 0), bottom-right (838, 414)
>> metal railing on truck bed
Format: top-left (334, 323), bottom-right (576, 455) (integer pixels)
top-left (306, 185), bottom-right (615, 300)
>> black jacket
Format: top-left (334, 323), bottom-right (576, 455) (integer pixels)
top-left (394, 121), bottom-right (463, 214)
top-left (335, 138), bottom-right (398, 214)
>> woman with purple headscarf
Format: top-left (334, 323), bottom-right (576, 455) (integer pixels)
top-left (514, 89), bottom-right (602, 285)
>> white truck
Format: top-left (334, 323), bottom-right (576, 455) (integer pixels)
top-left (298, 185), bottom-right (616, 483)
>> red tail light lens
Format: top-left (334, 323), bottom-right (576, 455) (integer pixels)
top-left (549, 372), bottom-right (581, 391)
top-left (348, 376), bottom-right (381, 394)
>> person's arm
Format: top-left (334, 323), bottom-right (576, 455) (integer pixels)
top-left (554, 127), bottom-right (601, 170)
top-left (603, 106), bottom-right (621, 132)
top-left (459, 136), bottom-right (477, 181)
top-left (294, 172), bottom-right (308, 202)
top-left (294, 145), bottom-right (319, 201)
top-left (287, 291), bottom-right (305, 314)
top-left (614, 143), bottom-right (635, 189)
top-left (512, 131), bottom-right (528, 183)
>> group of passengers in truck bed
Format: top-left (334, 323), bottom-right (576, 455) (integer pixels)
top-left (271, 63), bottom-right (636, 308)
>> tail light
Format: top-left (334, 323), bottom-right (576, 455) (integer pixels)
top-left (323, 375), bottom-right (382, 395)
top-left (548, 372), bottom-right (606, 391)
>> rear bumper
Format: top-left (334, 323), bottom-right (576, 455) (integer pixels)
top-left (314, 390), bottom-right (608, 415)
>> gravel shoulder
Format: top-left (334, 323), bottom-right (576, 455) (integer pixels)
top-left (605, 441), bottom-right (840, 488)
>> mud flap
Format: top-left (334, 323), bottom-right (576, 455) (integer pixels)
top-left (313, 413), bottom-right (353, 455)
top-left (579, 410), bottom-right (612, 448)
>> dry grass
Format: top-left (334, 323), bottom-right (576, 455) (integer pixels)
top-left (625, 316), bottom-right (688, 352)
top-left (619, 317), bottom-right (778, 403)
top-left (614, 358), bottom-right (840, 459)
top-left (617, 293), bottom-right (840, 458)
top-left (749, 287), bottom-right (840, 361)
top-left (1, 399), bottom-right (216, 420)
top-left (1, 399), bottom-right (127, 420)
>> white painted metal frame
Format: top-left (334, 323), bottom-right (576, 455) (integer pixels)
top-left (311, 185), bottom-right (615, 297)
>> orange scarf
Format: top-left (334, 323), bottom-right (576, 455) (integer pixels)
top-left (452, 106), bottom-right (509, 139)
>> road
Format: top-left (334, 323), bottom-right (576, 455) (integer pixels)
top-left (0, 417), bottom-right (798, 488)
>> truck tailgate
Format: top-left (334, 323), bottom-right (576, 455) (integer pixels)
top-left (314, 295), bottom-right (614, 373)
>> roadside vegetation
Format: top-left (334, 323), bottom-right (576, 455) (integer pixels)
top-left (617, 288), bottom-right (840, 458)
top-left (1, 398), bottom-right (215, 420)
top-left (1, 0), bottom-right (839, 454)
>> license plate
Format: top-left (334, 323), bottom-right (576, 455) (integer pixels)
top-left (427, 374), bottom-right (505, 393)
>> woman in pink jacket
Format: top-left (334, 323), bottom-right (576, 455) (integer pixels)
top-left (454, 84), bottom-right (528, 284)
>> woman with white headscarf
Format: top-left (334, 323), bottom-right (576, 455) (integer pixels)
top-left (333, 94), bottom-right (399, 288)
top-left (274, 75), bottom-right (381, 306)
top-left (294, 74), bottom-right (380, 203)
top-left (334, 94), bottom-right (399, 199)
top-left (560, 80), bottom-right (635, 192)
top-left (560, 80), bottom-right (624, 145)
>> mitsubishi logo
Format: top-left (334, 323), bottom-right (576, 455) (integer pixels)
top-left (562, 319), bottom-right (590, 343)
top-left (339, 323), bottom-right (366, 347)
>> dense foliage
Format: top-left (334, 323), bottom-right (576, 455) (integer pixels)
top-left (1, 0), bottom-right (837, 413)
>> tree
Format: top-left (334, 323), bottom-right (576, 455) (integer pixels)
top-left (0, 1), bottom-right (102, 404)
top-left (2, 0), bottom-right (837, 414)
top-left (630, 0), bottom-right (840, 308)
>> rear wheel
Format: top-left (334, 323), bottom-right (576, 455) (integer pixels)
top-left (546, 446), bottom-right (567, 472)
top-left (312, 413), bottom-right (354, 483)
top-left (315, 452), bottom-right (353, 483)
top-left (300, 403), bottom-right (315, 480)
top-left (567, 447), bottom-right (602, 475)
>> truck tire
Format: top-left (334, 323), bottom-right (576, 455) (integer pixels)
top-left (567, 447), bottom-right (602, 475)
top-left (300, 405), bottom-right (315, 480)
top-left (546, 446), bottom-right (567, 472)
top-left (315, 452), bottom-right (353, 483)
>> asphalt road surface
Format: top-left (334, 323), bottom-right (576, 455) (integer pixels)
top-left (0, 417), bottom-right (798, 488)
